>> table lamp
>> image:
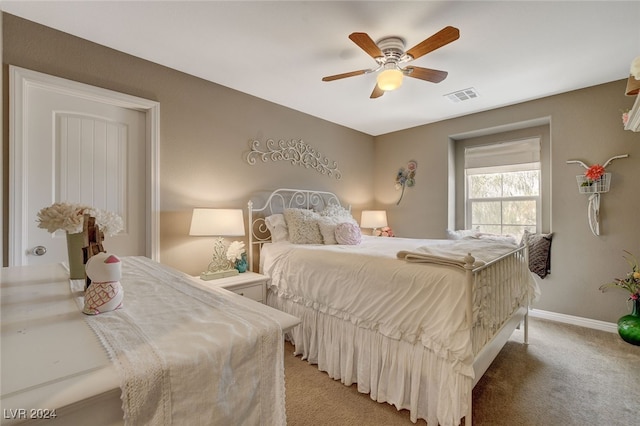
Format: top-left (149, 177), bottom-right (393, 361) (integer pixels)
top-left (360, 210), bottom-right (388, 236)
top-left (189, 208), bottom-right (245, 280)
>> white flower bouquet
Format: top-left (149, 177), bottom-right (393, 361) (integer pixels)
top-left (37, 202), bottom-right (124, 236)
top-left (226, 241), bottom-right (246, 262)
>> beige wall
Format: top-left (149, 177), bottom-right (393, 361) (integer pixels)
top-left (1, 14), bottom-right (375, 274)
top-left (4, 13), bottom-right (640, 324)
top-left (375, 81), bottom-right (640, 323)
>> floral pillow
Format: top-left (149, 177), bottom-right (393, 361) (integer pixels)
top-left (335, 222), bottom-right (362, 245)
top-left (283, 208), bottom-right (323, 244)
top-left (264, 214), bottom-right (289, 242)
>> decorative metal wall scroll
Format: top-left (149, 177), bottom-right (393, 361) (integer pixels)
top-left (246, 138), bottom-right (342, 180)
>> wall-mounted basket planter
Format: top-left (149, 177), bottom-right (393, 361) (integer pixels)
top-left (576, 173), bottom-right (611, 194)
top-left (567, 155), bottom-right (628, 237)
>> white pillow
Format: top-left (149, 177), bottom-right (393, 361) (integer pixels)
top-left (446, 229), bottom-right (480, 240)
top-left (320, 204), bottom-right (352, 220)
top-left (478, 233), bottom-right (517, 245)
top-left (317, 216), bottom-right (342, 244)
top-left (283, 208), bottom-right (323, 244)
top-left (264, 214), bottom-right (289, 242)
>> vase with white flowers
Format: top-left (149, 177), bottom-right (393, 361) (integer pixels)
top-left (227, 241), bottom-right (247, 273)
top-left (36, 202), bottom-right (123, 279)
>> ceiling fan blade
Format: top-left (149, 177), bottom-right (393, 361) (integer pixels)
top-left (322, 69), bottom-right (368, 82)
top-left (370, 84), bottom-right (384, 99)
top-left (349, 32), bottom-right (383, 58)
top-left (405, 26), bottom-right (460, 60)
top-left (405, 66), bottom-right (448, 83)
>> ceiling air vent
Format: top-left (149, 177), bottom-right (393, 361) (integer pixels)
top-left (445, 87), bottom-right (479, 103)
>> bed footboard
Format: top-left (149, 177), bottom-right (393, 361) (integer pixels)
top-left (467, 245), bottom-right (530, 355)
top-left (463, 244), bottom-right (531, 426)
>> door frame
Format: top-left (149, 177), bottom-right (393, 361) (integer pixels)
top-left (8, 65), bottom-right (160, 266)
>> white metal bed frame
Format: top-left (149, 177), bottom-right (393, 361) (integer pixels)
top-left (247, 188), bottom-right (530, 426)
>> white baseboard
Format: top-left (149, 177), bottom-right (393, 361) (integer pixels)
top-left (529, 308), bottom-right (617, 333)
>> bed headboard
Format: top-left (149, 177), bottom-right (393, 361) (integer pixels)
top-left (247, 188), bottom-right (344, 271)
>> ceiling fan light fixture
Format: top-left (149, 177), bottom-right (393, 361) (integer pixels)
top-left (377, 67), bottom-right (403, 91)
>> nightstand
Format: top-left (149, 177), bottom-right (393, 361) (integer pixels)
top-left (195, 271), bottom-right (268, 303)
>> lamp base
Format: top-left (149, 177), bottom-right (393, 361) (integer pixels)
top-left (200, 268), bottom-right (239, 280)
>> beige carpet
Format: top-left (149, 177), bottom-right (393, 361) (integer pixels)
top-left (283, 317), bottom-right (640, 425)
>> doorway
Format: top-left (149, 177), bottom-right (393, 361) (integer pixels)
top-left (8, 66), bottom-right (160, 267)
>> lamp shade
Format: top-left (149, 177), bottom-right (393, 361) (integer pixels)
top-left (189, 208), bottom-right (245, 236)
top-left (377, 68), bottom-right (403, 91)
top-left (361, 210), bottom-right (388, 229)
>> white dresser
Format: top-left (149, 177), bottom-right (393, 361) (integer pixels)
top-left (0, 262), bottom-right (298, 425)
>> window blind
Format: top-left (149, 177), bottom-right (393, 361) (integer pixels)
top-left (464, 138), bottom-right (541, 170)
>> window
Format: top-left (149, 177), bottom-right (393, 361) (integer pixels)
top-left (464, 138), bottom-right (541, 238)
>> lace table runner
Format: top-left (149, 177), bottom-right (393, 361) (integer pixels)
top-left (71, 256), bottom-right (285, 425)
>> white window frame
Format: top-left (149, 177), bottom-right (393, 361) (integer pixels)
top-left (464, 138), bottom-right (542, 235)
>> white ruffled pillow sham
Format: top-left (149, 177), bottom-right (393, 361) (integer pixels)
top-left (264, 214), bottom-right (289, 243)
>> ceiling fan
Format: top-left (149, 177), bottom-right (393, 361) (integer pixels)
top-left (322, 26), bottom-right (460, 99)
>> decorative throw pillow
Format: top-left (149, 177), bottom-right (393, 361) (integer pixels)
top-left (521, 230), bottom-right (553, 279)
top-left (265, 214), bottom-right (289, 242)
top-left (283, 208), bottom-right (323, 244)
top-left (320, 204), bottom-right (353, 220)
top-left (317, 205), bottom-right (358, 244)
top-left (317, 216), bottom-right (341, 245)
top-left (335, 222), bottom-right (362, 245)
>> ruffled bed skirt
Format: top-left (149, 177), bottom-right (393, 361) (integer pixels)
top-left (268, 289), bottom-right (471, 426)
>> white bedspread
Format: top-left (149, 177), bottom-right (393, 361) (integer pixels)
top-left (262, 236), bottom-right (538, 425)
top-left (263, 237), bottom-right (532, 376)
top-left (76, 257), bottom-right (285, 426)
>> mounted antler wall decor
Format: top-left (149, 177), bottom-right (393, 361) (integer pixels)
top-left (566, 154), bottom-right (629, 236)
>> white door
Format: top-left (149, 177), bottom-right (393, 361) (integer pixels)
top-left (9, 66), bottom-right (160, 267)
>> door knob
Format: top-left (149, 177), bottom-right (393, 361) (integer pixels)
top-left (32, 246), bottom-right (47, 256)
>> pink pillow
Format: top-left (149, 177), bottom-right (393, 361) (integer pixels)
top-left (335, 222), bottom-right (362, 245)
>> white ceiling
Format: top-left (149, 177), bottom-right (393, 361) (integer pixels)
top-left (3, 1), bottom-right (639, 136)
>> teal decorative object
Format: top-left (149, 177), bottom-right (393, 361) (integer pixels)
top-left (618, 299), bottom-right (640, 346)
top-left (235, 253), bottom-right (248, 273)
